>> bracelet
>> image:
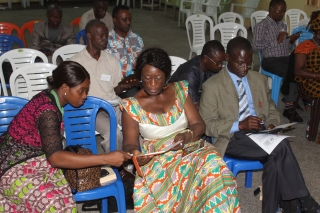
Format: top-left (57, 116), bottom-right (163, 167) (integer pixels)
top-left (185, 129), bottom-right (193, 143)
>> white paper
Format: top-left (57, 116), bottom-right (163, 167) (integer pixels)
top-left (141, 140), bottom-right (183, 156)
top-left (247, 134), bottom-right (293, 154)
top-left (100, 74), bottom-right (111, 82)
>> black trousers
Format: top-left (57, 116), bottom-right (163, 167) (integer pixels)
top-left (225, 131), bottom-right (309, 213)
top-left (262, 56), bottom-right (297, 102)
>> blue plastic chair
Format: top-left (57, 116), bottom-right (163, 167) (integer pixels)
top-left (0, 96), bottom-right (28, 135)
top-left (76, 29), bottom-right (88, 45)
top-left (63, 96), bottom-right (126, 213)
top-left (292, 25), bottom-right (312, 45)
top-left (0, 34), bottom-right (24, 56)
top-left (257, 51), bottom-right (283, 107)
top-left (223, 155), bottom-right (263, 188)
top-left (210, 137), bottom-right (263, 188)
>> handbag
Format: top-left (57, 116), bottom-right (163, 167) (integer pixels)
top-left (63, 145), bottom-right (101, 194)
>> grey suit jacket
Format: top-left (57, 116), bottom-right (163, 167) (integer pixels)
top-left (31, 21), bottom-right (76, 53)
top-left (199, 67), bottom-right (280, 156)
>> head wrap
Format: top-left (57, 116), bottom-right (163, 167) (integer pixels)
top-left (309, 13), bottom-right (320, 31)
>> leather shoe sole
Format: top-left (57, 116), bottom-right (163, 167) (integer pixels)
top-left (283, 109), bottom-right (303, 123)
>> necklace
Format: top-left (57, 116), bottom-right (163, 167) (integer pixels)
top-left (312, 37), bottom-right (320, 48)
top-left (50, 90), bottom-right (64, 116)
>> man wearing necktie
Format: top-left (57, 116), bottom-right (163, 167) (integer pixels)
top-left (199, 37), bottom-right (320, 213)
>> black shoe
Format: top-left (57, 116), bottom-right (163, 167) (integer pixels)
top-left (283, 108), bottom-right (304, 123)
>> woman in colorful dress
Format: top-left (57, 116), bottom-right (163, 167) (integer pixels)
top-left (295, 10), bottom-right (320, 98)
top-left (0, 61), bottom-right (131, 212)
top-left (120, 48), bottom-right (240, 213)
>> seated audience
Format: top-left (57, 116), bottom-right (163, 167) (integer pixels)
top-left (31, 3), bottom-right (76, 62)
top-left (252, 0), bottom-right (302, 122)
top-left (0, 61), bottom-right (131, 212)
top-left (79, 0), bottom-right (113, 32)
top-left (169, 40), bottom-right (225, 109)
top-left (199, 37), bottom-right (320, 213)
top-left (120, 48), bottom-right (240, 212)
top-left (70, 20), bottom-right (137, 152)
top-left (106, 5), bottom-right (143, 97)
top-left (295, 10), bottom-right (320, 99)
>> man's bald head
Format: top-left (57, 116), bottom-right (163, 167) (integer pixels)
top-left (47, 3), bottom-right (62, 14)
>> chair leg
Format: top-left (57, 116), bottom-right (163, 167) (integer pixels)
top-left (290, 93), bottom-right (300, 122)
top-left (308, 99), bottom-right (320, 141)
top-left (101, 198), bottom-right (108, 213)
top-left (271, 75), bottom-right (282, 107)
top-left (164, 3), bottom-right (167, 17)
top-left (189, 51), bottom-right (192, 60)
top-left (178, 12), bottom-right (181, 27)
top-left (245, 171), bottom-right (253, 188)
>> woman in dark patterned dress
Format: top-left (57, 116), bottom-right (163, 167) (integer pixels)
top-left (0, 61), bottom-right (131, 212)
top-left (295, 10), bottom-right (320, 98)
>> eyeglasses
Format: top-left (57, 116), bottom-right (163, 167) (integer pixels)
top-left (118, 18), bottom-right (133, 23)
top-left (204, 55), bottom-right (226, 67)
top-left (235, 62), bottom-right (252, 70)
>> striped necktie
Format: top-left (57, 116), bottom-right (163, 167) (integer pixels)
top-left (237, 79), bottom-right (251, 121)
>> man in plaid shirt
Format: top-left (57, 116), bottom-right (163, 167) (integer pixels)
top-left (252, 0), bottom-right (302, 122)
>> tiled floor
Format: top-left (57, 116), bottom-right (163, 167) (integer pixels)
top-left (1, 1), bottom-right (320, 212)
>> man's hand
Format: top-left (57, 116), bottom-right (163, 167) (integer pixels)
top-left (277, 31), bottom-right (289, 44)
top-left (289, 33), bottom-right (300, 44)
top-left (105, 151), bottom-right (132, 167)
top-left (267, 124), bottom-right (275, 130)
top-left (239, 116), bottom-right (263, 131)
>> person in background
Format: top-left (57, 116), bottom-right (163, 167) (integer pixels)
top-left (31, 3), bottom-right (75, 62)
top-left (79, 0), bottom-right (113, 32)
top-left (71, 19), bottom-right (137, 153)
top-left (252, 0), bottom-right (302, 122)
top-left (0, 61), bottom-right (131, 212)
top-left (106, 5), bottom-right (143, 98)
top-left (200, 36), bottom-right (320, 213)
top-left (169, 40), bottom-right (225, 109)
top-left (120, 47), bottom-right (240, 213)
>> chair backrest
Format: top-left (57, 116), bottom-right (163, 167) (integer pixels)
top-left (71, 17), bottom-right (81, 27)
top-left (0, 22), bottom-right (21, 39)
top-left (285, 9), bottom-right (308, 34)
top-left (0, 35), bottom-right (24, 56)
top-left (0, 48), bottom-right (48, 96)
top-left (250, 10), bottom-right (268, 30)
top-left (186, 14), bottom-right (213, 50)
top-left (292, 26), bottom-right (313, 45)
top-left (298, 18), bottom-right (310, 27)
top-left (64, 96), bottom-right (117, 154)
top-left (191, 0), bottom-right (205, 14)
top-left (218, 12), bottom-right (244, 25)
top-left (76, 29), bottom-right (88, 44)
top-left (0, 96), bottom-right (28, 136)
top-left (20, 20), bottom-right (43, 47)
top-left (9, 63), bottom-right (57, 100)
top-left (169, 56), bottom-right (187, 75)
top-left (52, 44), bottom-right (86, 65)
top-left (211, 22), bottom-right (248, 50)
top-left (179, 0), bottom-right (194, 10)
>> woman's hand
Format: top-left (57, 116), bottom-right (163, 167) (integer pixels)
top-left (171, 131), bottom-right (192, 151)
top-left (105, 151), bottom-right (132, 167)
top-left (132, 149), bottom-right (153, 166)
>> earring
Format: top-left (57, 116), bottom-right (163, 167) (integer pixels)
top-left (64, 92), bottom-right (66, 96)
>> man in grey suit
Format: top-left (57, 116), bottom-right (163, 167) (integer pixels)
top-left (31, 3), bottom-right (75, 62)
top-left (199, 37), bottom-right (320, 213)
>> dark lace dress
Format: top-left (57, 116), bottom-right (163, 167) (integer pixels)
top-left (0, 90), bottom-right (76, 213)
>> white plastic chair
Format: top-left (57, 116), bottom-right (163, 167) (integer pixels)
top-left (178, 0), bottom-right (204, 27)
top-left (169, 56), bottom-right (187, 75)
top-left (203, 0), bottom-right (221, 25)
top-left (0, 48), bottom-right (48, 96)
top-left (186, 14), bottom-right (213, 59)
top-left (285, 9), bottom-right (307, 34)
top-left (52, 44), bottom-right (86, 65)
top-left (141, 0), bottom-right (160, 10)
top-left (298, 18), bottom-right (310, 27)
top-left (230, 0), bottom-right (260, 19)
top-left (211, 22), bottom-right (247, 50)
top-left (251, 10), bottom-right (268, 30)
top-left (9, 63), bottom-right (57, 100)
top-left (117, 0), bottom-right (135, 8)
top-left (218, 12), bottom-right (244, 25)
